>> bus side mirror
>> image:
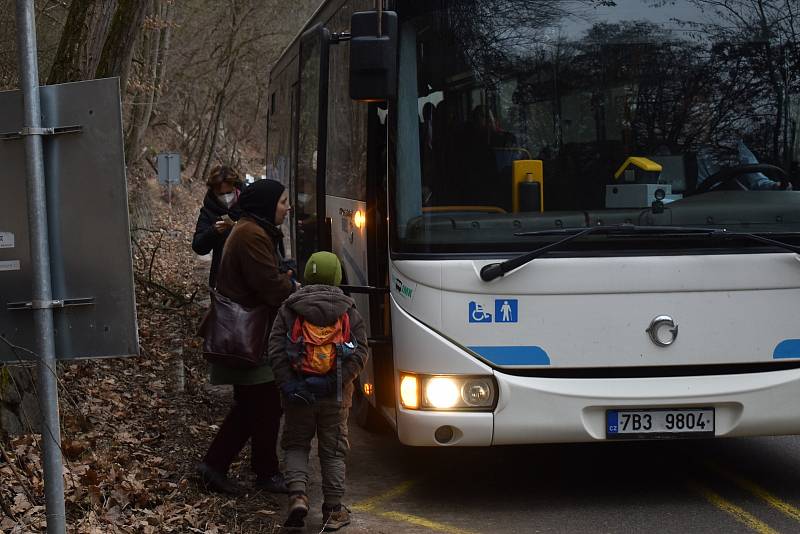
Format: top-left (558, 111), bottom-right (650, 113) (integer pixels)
top-left (349, 10), bottom-right (398, 102)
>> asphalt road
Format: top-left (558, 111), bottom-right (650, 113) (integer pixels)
top-left (296, 423), bottom-right (800, 534)
top-left (193, 260), bottom-right (800, 534)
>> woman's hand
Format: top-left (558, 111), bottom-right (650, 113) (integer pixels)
top-left (287, 270), bottom-right (302, 290)
top-left (213, 217), bottom-right (234, 234)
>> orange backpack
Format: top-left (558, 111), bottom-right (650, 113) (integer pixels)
top-left (287, 312), bottom-right (354, 376)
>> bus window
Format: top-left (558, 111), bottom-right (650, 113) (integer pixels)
top-left (326, 2), bottom-right (369, 202)
top-left (395, 22), bottom-right (423, 239)
top-left (296, 30), bottom-right (324, 271)
top-left (392, 0), bottom-right (800, 254)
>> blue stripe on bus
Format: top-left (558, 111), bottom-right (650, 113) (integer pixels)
top-left (468, 346), bottom-right (551, 366)
top-left (773, 339), bottom-right (800, 359)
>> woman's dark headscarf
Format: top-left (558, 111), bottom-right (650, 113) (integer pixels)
top-left (238, 179), bottom-right (286, 254)
top-left (238, 179), bottom-right (285, 224)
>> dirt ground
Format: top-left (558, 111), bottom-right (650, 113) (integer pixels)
top-left (1, 174), bottom-right (287, 533)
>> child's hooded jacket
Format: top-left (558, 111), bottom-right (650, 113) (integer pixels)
top-left (268, 284), bottom-right (369, 407)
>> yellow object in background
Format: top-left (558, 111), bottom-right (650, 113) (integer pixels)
top-left (614, 157), bottom-right (663, 181)
top-left (512, 159), bottom-right (544, 212)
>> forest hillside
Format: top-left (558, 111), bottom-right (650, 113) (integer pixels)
top-left (0, 1), bottom-right (322, 532)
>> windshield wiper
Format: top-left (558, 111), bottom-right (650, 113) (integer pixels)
top-left (479, 223), bottom-right (800, 282)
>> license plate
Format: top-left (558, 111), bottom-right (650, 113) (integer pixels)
top-left (606, 408), bottom-right (714, 438)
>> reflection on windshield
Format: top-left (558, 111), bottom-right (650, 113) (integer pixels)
top-left (394, 0), bottom-right (800, 252)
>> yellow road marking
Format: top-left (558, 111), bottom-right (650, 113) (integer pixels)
top-left (688, 480), bottom-right (779, 534)
top-left (706, 462), bottom-right (800, 523)
top-left (379, 511), bottom-right (480, 534)
top-left (351, 480), bottom-right (415, 512)
top-left (352, 480), bottom-right (478, 533)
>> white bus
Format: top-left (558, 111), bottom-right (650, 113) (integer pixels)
top-left (266, 0), bottom-right (800, 446)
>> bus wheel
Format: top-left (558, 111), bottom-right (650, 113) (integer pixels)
top-left (351, 381), bottom-right (387, 433)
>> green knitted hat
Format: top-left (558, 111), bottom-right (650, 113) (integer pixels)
top-left (304, 251), bottom-right (343, 286)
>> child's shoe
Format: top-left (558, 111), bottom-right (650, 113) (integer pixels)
top-left (282, 492), bottom-right (309, 532)
top-left (321, 503), bottom-right (351, 531)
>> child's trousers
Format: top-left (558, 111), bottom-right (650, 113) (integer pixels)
top-left (282, 400), bottom-right (350, 505)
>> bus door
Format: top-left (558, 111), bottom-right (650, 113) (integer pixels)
top-left (327, 103), bottom-right (392, 420)
top-left (294, 20), bottom-right (392, 416)
top-left (295, 24), bottom-right (330, 275)
top-left (295, 21), bottom-right (389, 300)
top-left (285, 80), bottom-right (299, 258)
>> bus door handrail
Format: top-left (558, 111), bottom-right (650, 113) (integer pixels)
top-left (340, 285), bottom-right (389, 295)
top-left (339, 285), bottom-right (392, 346)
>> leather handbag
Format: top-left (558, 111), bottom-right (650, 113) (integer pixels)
top-left (200, 289), bottom-right (270, 368)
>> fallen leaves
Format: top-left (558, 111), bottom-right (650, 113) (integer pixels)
top-left (1, 167), bottom-right (282, 533)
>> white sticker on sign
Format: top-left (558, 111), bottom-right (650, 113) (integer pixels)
top-left (0, 260), bottom-right (20, 271)
top-left (0, 232), bottom-right (14, 249)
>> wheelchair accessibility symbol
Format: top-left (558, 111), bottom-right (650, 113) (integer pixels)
top-left (468, 301), bottom-right (493, 323)
top-left (468, 299), bottom-right (519, 324)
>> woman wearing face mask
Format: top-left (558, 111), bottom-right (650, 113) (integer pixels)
top-left (197, 178), bottom-right (298, 495)
top-left (192, 165), bottom-right (243, 288)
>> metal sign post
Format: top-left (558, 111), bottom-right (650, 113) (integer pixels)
top-left (157, 152), bottom-right (181, 206)
top-left (1, 83), bottom-right (139, 362)
top-left (13, 1), bottom-right (66, 532)
top-left (0, 77), bottom-right (139, 363)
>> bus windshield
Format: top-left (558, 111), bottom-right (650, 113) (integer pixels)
top-left (392, 0), bottom-right (800, 254)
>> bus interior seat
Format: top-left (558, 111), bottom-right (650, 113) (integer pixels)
top-left (647, 154), bottom-right (695, 194)
top-left (490, 148), bottom-right (533, 211)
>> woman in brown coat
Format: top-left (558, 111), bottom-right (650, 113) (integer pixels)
top-left (197, 178), bottom-right (296, 494)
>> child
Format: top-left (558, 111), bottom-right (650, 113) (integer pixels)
top-left (268, 251), bottom-right (369, 532)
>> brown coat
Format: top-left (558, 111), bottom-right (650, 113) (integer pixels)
top-left (216, 217), bottom-right (293, 309)
top-left (211, 217), bottom-right (294, 385)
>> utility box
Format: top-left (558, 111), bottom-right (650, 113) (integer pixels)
top-left (0, 78), bottom-right (138, 362)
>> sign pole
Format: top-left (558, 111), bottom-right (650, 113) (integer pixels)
top-left (14, 1), bottom-right (67, 532)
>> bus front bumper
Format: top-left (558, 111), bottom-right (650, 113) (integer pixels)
top-left (395, 367), bottom-right (800, 446)
top-left (493, 368), bottom-right (800, 444)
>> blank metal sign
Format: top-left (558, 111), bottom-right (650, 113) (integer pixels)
top-left (0, 78), bottom-right (138, 362)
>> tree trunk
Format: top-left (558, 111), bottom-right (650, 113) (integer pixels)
top-left (126, 0), bottom-right (174, 162)
top-left (203, 110), bottom-right (224, 179)
top-left (190, 101), bottom-right (217, 182)
top-left (95, 0), bottom-right (150, 91)
top-left (83, 1), bottom-right (119, 77)
top-left (196, 91), bottom-right (226, 182)
top-left (48, 0), bottom-right (117, 84)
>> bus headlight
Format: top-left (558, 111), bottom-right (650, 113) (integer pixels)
top-left (400, 373), bottom-right (497, 411)
top-left (425, 377), bottom-right (460, 409)
top-left (461, 379), bottom-right (494, 407)
top-left (399, 374), bottom-right (419, 409)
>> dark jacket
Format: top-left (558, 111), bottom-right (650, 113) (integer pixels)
top-left (268, 285), bottom-right (369, 407)
top-left (210, 217), bottom-right (295, 385)
top-left (192, 190), bottom-right (240, 287)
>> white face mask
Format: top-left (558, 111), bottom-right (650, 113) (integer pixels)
top-left (217, 192), bottom-right (236, 207)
